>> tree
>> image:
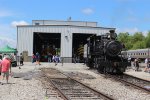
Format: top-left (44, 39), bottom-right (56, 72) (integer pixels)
top-left (132, 41), bottom-right (146, 49)
top-left (131, 32), bottom-right (146, 49)
top-left (131, 32), bottom-right (145, 43)
top-left (145, 31), bottom-right (150, 48)
top-left (117, 32), bottom-right (133, 50)
top-left (117, 32), bottom-right (146, 50)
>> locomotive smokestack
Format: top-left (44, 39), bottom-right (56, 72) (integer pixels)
top-left (109, 30), bottom-right (117, 39)
top-left (109, 30), bottom-right (115, 33)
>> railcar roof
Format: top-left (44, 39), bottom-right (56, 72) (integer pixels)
top-left (127, 48), bottom-right (149, 52)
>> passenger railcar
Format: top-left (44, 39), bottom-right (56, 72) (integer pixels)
top-left (126, 49), bottom-right (150, 59)
top-left (84, 30), bottom-right (128, 74)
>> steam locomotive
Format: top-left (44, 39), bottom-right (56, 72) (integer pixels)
top-left (84, 30), bottom-right (128, 74)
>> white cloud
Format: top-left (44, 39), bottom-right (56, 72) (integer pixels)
top-left (82, 8), bottom-right (94, 15)
top-left (0, 36), bottom-right (16, 48)
top-left (116, 27), bottom-right (149, 36)
top-left (11, 20), bottom-right (29, 27)
top-left (0, 24), bottom-right (16, 38)
top-left (0, 23), bottom-right (16, 48)
top-left (142, 30), bottom-right (149, 36)
top-left (116, 27), bottom-right (139, 34)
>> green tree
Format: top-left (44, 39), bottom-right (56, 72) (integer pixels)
top-left (117, 32), bottom-right (146, 50)
top-left (131, 32), bottom-right (145, 43)
top-left (117, 32), bottom-right (132, 50)
top-left (132, 41), bottom-right (146, 49)
top-left (145, 31), bottom-right (150, 48)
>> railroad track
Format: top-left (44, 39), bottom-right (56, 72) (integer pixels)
top-left (105, 73), bottom-right (150, 93)
top-left (41, 68), bottom-right (114, 100)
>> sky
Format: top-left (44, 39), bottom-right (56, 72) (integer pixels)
top-left (0, 0), bottom-right (150, 48)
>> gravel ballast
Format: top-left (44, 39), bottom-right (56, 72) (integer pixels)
top-left (0, 62), bottom-right (150, 100)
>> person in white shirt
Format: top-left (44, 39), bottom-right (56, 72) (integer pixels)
top-left (144, 58), bottom-right (149, 72)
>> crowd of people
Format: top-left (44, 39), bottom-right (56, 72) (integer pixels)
top-left (128, 57), bottom-right (150, 73)
top-left (32, 52), bottom-right (61, 66)
top-left (1, 52), bottom-right (150, 84)
top-left (0, 51), bottom-right (62, 84)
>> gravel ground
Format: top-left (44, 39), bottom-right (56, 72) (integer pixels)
top-left (0, 63), bottom-right (46, 100)
top-left (0, 77), bottom-right (45, 100)
top-left (78, 70), bottom-right (150, 100)
top-left (0, 62), bottom-right (150, 100)
top-left (51, 63), bottom-right (150, 100)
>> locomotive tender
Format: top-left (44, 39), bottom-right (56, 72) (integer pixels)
top-left (84, 30), bottom-right (128, 74)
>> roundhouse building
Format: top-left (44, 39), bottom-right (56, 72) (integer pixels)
top-left (17, 20), bottom-right (115, 62)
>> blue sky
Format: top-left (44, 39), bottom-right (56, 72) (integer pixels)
top-left (0, 0), bottom-right (150, 48)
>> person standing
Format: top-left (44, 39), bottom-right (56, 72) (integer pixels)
top-left (1, 56), bottom-right (11, 84)
top-left (32, 53), bottom-right (36, 63)
top-left (134, 58), bottom-right (139, 71)
top-left (47, 52), bottom-right (52, 63)
top-left (54, 55), bottom-right (59, 66)
top-left (36, 52), bottom-right (41, 65)
top-left (144, 58), bottom-right (148, 72)
top-left (19, 53), bottom-right (24, 69)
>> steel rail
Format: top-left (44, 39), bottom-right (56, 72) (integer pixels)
top-left (42, 72), bottom-right (69, 100)
top-left (60, 72), bottom-right (114, 100)
top-left (106, 74), bottom-right (150, 93)
top-left (41, 68), bottom-right (115, 100)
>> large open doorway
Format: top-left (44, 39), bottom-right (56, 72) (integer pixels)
top-left (72, 33), bottom-right (94, 63)
top-left (33, 32), bottom-right (61, 62)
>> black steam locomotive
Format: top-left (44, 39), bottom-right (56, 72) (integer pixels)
top-left (84, 30), bottom-right (128, 74)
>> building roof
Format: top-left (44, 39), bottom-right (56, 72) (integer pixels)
top-left (17, 20), bottom-right (115, 30)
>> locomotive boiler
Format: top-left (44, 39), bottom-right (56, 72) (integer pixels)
top-left (84, 30), bottom-right (128, 74)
